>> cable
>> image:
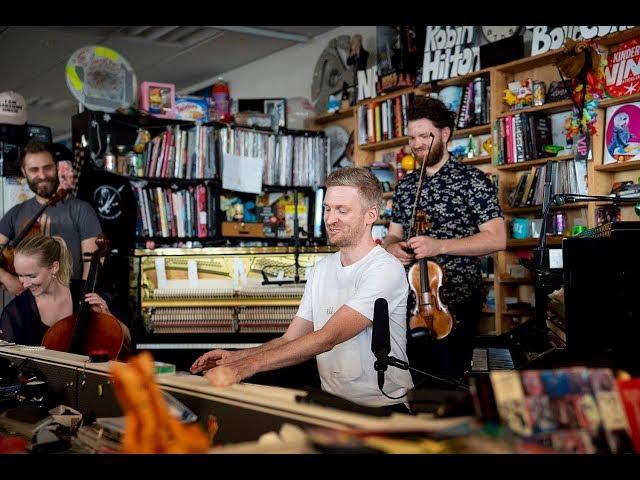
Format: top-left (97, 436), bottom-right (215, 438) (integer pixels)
top-left (377, 357), bottom-right (470, 400)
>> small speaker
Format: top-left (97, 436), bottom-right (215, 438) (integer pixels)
top-left (480, 35), bottom-right (525, 69)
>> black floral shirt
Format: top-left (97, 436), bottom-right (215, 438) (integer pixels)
top-left (391, 158), bottom-right (502, 307)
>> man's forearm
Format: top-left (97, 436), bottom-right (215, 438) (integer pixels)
top-left (241, 330), bottom-right (331, 375)
top-left (232, 335), bottom-right (291, 361)
top-left (439, 231), bottom-right (504, 257)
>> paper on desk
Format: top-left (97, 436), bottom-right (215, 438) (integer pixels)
top-left (222, 152), bottom-right (264, 194)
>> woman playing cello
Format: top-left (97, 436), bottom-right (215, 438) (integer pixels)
top-left (0, 235), bottom-right (129, 347)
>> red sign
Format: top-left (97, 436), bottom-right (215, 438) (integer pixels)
top-left (605, 36), bottom-right (640, 97)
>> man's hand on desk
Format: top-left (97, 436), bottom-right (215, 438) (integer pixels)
top-left (204, 360), bottom-right (257, 387)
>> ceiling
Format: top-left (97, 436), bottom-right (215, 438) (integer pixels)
top-left (0, 26), bottom-right (336, 141)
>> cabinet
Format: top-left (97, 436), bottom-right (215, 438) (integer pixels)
top-left (313, 27), bottom-right (640, 338)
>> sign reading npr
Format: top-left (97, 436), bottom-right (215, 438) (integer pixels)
top-left (421, 26), bottom-right (480, 82)
top-left (529, 26), bottom-right (635, 56)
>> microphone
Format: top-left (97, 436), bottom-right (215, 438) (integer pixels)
top-left (371, 298), bottom-right (391, 390)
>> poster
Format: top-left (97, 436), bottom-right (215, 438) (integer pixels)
top-left (603, 101), bottom-right (640, 164)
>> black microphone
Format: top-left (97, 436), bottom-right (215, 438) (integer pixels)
top-left (371, 298), bottom-right (391, 390)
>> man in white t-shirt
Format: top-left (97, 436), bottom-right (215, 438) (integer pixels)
top-left (191, 167), bottom-right (414, 409)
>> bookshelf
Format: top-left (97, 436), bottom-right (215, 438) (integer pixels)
top-left (308, 27), bottom-right (640, 339)
top-left (73, 109), bottom-right (330, 353)
top-left (492, 26), bottom-right (640, 335)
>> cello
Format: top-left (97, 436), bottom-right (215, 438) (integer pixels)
top-left (406, 136), bottom-right (455, 341)
top-left (0, 189), bottom-right (68, 275)
top-left (41, 235), bottom-right (130, 360)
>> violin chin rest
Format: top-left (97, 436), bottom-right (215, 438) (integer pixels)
top-left (409, 327), bottom-right (434, 342)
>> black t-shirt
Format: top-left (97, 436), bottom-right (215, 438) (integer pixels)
top-left (391, 158), bottom-right (502, 306)
top-left (0, 280), bottom-right (117, 345)
top-left (0, 196), bottom-right (102, 279)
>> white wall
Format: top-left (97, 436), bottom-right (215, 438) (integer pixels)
top-left (184, 26), bottom-right (377, 102)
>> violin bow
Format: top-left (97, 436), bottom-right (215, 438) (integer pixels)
top-left (408, 133), bottom-right (434, 239)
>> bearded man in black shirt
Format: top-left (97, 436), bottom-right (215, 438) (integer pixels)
top-left (383, 97), bottom-right (506, 383)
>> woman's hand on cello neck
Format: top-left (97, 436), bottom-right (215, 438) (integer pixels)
top-left (84, 292), bottom-right (111, 315)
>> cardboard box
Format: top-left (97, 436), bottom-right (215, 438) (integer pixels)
top-left (221, 221), bottom-right (264, 238)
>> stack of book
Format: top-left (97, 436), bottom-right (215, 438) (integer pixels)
top-left (356, 92), bottom-right (413, 145)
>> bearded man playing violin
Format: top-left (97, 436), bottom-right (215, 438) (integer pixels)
top-left (384, 97), bottom-right (506, 383)
top-left (0, 141), bottom-right (102, 296)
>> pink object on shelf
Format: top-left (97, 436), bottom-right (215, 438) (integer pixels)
top-left (139, 81), bottom-right (175, 119)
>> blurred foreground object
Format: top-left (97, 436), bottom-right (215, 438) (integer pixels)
top-left (110, 352), bottom-right (210, 453)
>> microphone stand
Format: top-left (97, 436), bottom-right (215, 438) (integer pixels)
top-left (375, 355), bottom-right (469, 395)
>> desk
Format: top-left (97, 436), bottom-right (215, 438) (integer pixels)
top-left (0, 346), bottom-right (448, 447)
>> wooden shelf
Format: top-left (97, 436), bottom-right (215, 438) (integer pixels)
top-left (496, 99), bottom-right (574, 119)
top-left (483, 277), bottom-right (495, 284)
top-left (382, 191), bottom-right (394, 199)
top-left (374, 219), bottom-right (390, 225)
top-left (462, 154), bottom-right (491, 165)
top-left (599, 93), bottom-right (640, 109)
top-left (429, 67), bottom-right (493, 88)
top-left (599, 27), bottom-right (640, 46)
top-left (503, 201), bottom-right (590, 215)
top-left (482, 308), bottom-right (495, 314)
top-left (595, 160), bottom-right (640, 172)
top-left (497, 154), bottom-right (574, 172)
top-left (359, 136), bottom-right (409, 151)
top-left (506, 236), bottom-right (563, 248)
top-left (496, 49), bottom-right (564, 74)
top-left (142, 299), bottom-right (301, 308)
top-left (313, 108), bottom-right (355, 125)
top-left (356, 86), bottom-right (419, 108)
top-left (452, 123), bottom-right (491, 139)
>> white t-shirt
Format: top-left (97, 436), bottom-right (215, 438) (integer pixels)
top-left (296, 245), bottom-right (414, 407)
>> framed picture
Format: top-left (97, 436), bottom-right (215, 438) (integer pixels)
top-left (263, 99), bottom-right (286, 128)
top-left (139, 81), bottom-right (175, 119)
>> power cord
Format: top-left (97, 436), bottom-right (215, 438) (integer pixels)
top-left (377, 358), bottom-right (469, 401)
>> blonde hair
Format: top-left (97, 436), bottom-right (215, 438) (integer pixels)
top-left (15, 235), bottom-right (72, 286)
top-left (325, 167), bottom-right (384, 211)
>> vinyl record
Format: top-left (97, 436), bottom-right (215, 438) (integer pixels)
top-left (65, 45), bottom-right (137, 112)
top-left (324, 124), bottom-right (350, 169)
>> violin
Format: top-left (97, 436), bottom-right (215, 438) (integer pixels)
top-left (407, 211), bottom-right (454, 340)
top-left (0, 189), bottom-right (68, 275)
top-left (405, 137), bottom-right (454, 341)
top-left (41, 235), bottom-right (130, 360)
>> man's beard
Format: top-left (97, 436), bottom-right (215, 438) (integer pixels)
top-left (27, 176), bottom-right (59, 198)
top-left (414, 135), bottom-right (445, 167)
top-left (327, 222), bottom-right (365, 248)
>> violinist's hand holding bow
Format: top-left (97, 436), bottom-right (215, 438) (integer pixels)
top-left (407, 235), bottom-right (445, 260)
